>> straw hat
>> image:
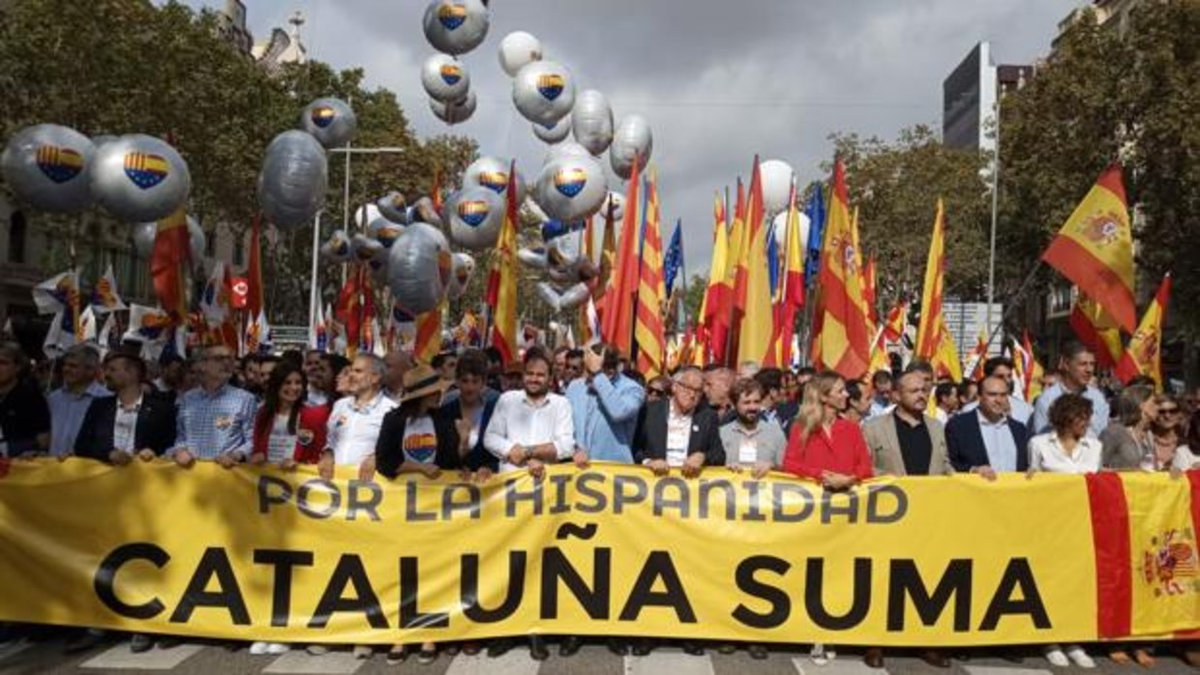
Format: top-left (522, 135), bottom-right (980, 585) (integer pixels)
top-left (399, 363), bottom-right (450, 404)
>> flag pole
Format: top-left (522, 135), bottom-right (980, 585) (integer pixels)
top-left (308, 210), bottom-right (324, 346)
top-left (986, 92), bottom-right (1001, 334)
top-left (677, 220), bottom-right (688, 333)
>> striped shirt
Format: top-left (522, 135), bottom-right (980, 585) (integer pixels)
top-left (172, 384), bottom-right (257, 459)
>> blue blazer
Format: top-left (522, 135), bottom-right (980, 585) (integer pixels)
top-left (945, 411), bottom-right (1030, 472)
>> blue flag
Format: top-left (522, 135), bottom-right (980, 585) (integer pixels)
top-left (663, 219), bottom-right (684, 295)
top-left (803, 186), bottom-right (827, 286)
top-left (766, 220), bottom-right (780, 299)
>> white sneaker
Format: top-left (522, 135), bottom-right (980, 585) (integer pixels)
top-left (306, 644), bottom-right (329, 656)
top-left (1065, 645), bottom-right (1095, 669)
top-left (1044, 644), bottom-right (1070, 667)
top-left (249, 641), bottom-right (269, 655)
top-left (266, 643), bottom-right (289, 654)
top-left (811, 643), bottom-right (837, 665)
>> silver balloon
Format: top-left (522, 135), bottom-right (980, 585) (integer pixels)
top-left (351, 233), bottom-right (384, 264)
top-left (462, 156), bottom-right (526, 204)
top-left (429, 91), bottom-right (476, 125)
top-left (759, 159), bottom-right (795, 216)
top-left (536, 281), bottom-right (591, 312)
top-left (535, 155), bottom-right (607, 222)
top-left (445, 186), bottom-right (506, 250)
top-left (600, 191), bottom-right (626, 222)
top-left (518, 247), bottom-right (549, 270)
top-left (257, 130), bottom-right (328, 230)
top-left (370, 216), bottom-right (405, 249)
top-left (421, 53), bottom-right (471, 103)
top-left (512, 61), bottom-right (575, 128)
top-left (321, 229), bottom-right (352, 262)
top-left (377, 192), bottom-right (410, 224)
top-left (132, 221), bottom-right (157, 258)
top-left (410, 196), bottom-right (441, 225)
top-left (498, 31), bottom-right (543, 77)
top-left (771, 208), bottom-right (810, 253)
top-left (1, 124), bottom-right (95, 213)
top-left (301, 97), bottom-right (357, 149)
top-left (543, 141), bottom-right (592, 166)
top-left (388, 222), bottom-right (452, 315)
top-left (610, 115), bottom-right (653, 180)
top-left (422, 0), bottom-right (488, 56)
top-left (368, 244), bottom-right (390, 285)
top-left (571, 90), bottom-right (613, 156)
top-left (90, 134), bottom-right (190, 222)
top-left (533, 116), bottom-right (571, 144)
top-left (447, 252), bottom-right (476, 300)
top-left (354, 203), bottom-right (382, 229)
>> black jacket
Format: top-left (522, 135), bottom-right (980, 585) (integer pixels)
top-left (945, 410), bottom-right (1030, 472)
top-left (75, 393), bottom-right (177, 461)
top-left (440, 396), bottom-right (499, 472)
top-left (633, 399), bottom-right (725, 466)
top-left (374, 408), bottom-right (463, 478)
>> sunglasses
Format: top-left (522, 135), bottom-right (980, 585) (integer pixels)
top-left (648, 388), bottom-right (668, 396)
top-left (1159, 407), bottom-right (1180, 414)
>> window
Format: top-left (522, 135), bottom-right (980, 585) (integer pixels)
top-left (8, 211), bottom-right (26, 263)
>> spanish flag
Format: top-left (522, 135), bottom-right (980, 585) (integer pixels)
top-left (634, 169), bottom-right (667, 378)
top-left (882, 300), bottom-right (908, 343)
top-left (736, 158), bottom-right (775, 366)
top-left (1115, 273), bottom-right (1171, 389)
top-left (966, 329), bottom-right (989, 382)
top-left (722, 179), bottom-right (746, 364)
top-left (487, 162), bottom-right (520, 366)
top-left (599, 156), bottom-right (641, 358)
top-left (1070, 293), bottom-right (1125, 370)
top-left (915, 199), bottom-right (947, 362)
top-left (931, 316), bottom-right (963, 383)
top-left (776, 182), bottom-right (806, 367)
top-left (1042, 163), bottom-right (1136, 332)
top-left (700, 193), bottom-right (731, 364)
top-left (1021, 331), bottom-right (1045, 402)
top-left (814, 159), bottom-right (871, 378)
top-left (245, 216), bottom-right (264, 319)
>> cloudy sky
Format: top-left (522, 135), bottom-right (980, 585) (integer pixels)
top-left (183, 0), bottom-right (1077, 274)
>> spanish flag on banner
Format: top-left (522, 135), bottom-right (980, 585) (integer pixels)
top-left (1115, 273), bottom-right (1171, 389)
top-left (1086, 472), bottom-right (1200, 639)
top-left (1042, 163), bottom-right (1137, 332)
top-left (814, 159), bottom-right (871, 378)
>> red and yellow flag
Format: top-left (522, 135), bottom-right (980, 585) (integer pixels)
top-left (1042, 163), bottom-right (1136, 332)
top-left (246, 215), bottom-right (264, 319)
top-left (915, 199), bottom-right (947, 362)
top-left (635, 169), bottom-right (667, 378)
top-left (931, 316), bottom-right (963, 383)
top-left (699, 193), bottom-right (731, 365)
top-left (814, 159), bottom-right (871, 378)
top-left (486, 162), bottom-right (520, 366)
top-left (776, 182), bottom-right (806, 367)
top-left (966, 329), bottom-right (989, 382)
top-left (1115, 274), bottom-right (1171, 389)
top-left (736, 158), bottom-right (775, 366)
top-left (151, 206), bottom-right (191, 322)
top-left (414, 302), bottom-right (443, 364)
top-left (600, 156), bottom-right (642, 358)
top-left (722, 179), bottom-right (747, 364)
top-left (1070, 293), bottom-right (1125, 370)
top-left (1020, 331), bottom-right (1046, 402)
top-left (882, 300), bottom-right (908, 343)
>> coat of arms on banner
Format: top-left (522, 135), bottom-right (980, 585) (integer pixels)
top-left (1142, 528), bottom-right (1200, 597)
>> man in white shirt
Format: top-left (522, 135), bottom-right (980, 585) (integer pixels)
top-left (484, 347), bottom-right (575, 480)
top-left (48, 345), bottom-right (110, 456)
top-left (320, 354), bottom-right (398, 482)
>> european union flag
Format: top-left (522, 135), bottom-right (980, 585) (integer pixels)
top-left (663, 219), bottom-right (684, 295)
top-left (767, 221), bottom-right (780, 298)
top-left (803, 187), bottom-right (827, 286)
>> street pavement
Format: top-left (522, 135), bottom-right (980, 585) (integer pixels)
top-left (2, 635), bottom-right (1197, 675)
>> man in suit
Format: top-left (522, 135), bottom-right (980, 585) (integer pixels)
top-left (75, 350), bottom-right (177, 464)
top-left (635, 366), bottom-right (725, 478)
top-left (863, 372), bottom-right (954, 478)
top-left (946, 375), bottom-right (1029, 479)
top-left (860, 371), bottom-right (952, 669)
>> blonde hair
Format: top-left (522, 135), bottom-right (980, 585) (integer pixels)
top-left (796, 371), bottom-right (844, 442)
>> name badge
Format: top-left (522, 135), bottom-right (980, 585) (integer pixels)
top-left (297, 429), bottom-right (315, 447)
top-left (739, 440), bottom-right (758, 465)
top-left (214, 415), bottom-right (232, 429)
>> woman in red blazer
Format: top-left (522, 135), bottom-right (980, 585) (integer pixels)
top-left (251, 364), bottom-right (328, 468)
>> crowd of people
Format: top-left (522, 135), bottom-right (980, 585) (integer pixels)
top-left (1, 337), bottom-right (1199, 667)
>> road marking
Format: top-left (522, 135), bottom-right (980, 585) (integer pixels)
top-left (80, 642), bottom-right (205, 670)
top-left (263, 649), bottom-right (368, 674)
top-left (445, 648), bottom-right (542, 675)
top-left (792, 656), bottom-right (887, 675)
top-left (626, 648), bottom-right (715, 675)
top-left (964, 666), bottom-right (1055, 675)
top-left (0, 639), bottom-right (33, 662)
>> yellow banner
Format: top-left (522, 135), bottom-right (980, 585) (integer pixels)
top-left (0, 460), bottom-right (1197, 646)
